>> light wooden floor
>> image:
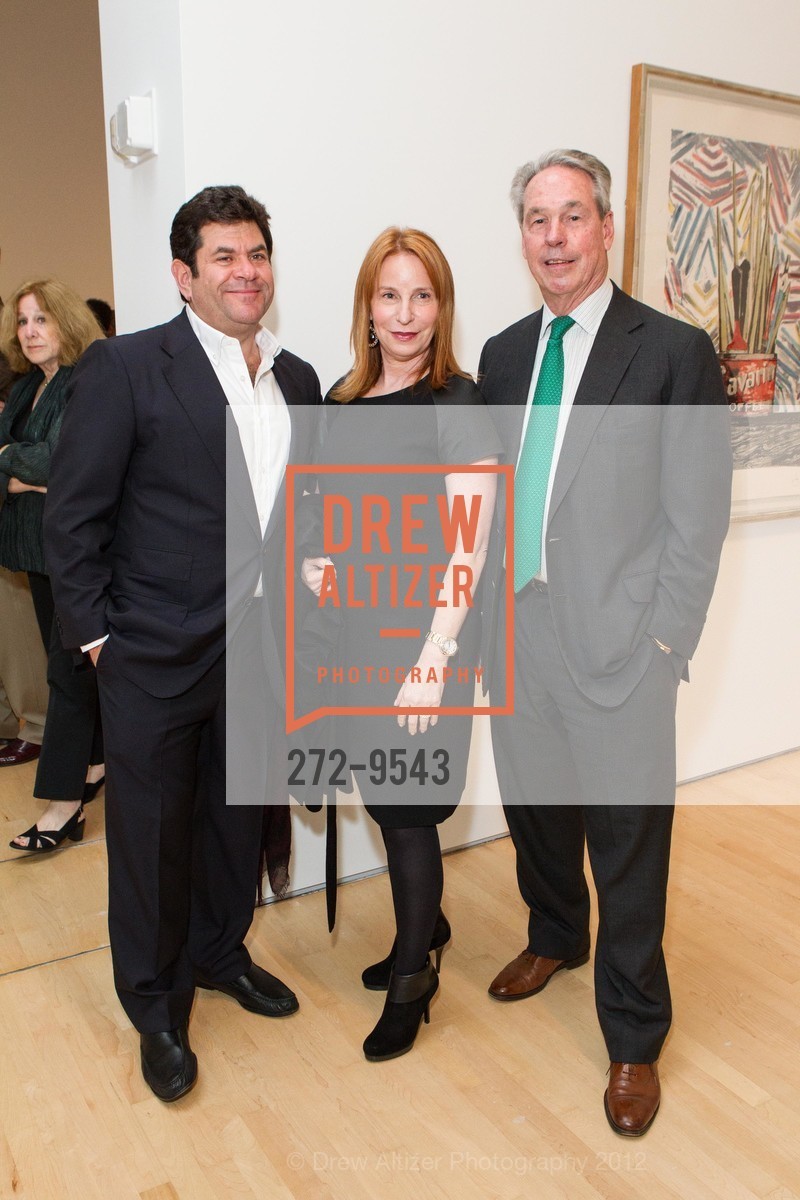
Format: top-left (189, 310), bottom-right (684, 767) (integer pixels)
top-left (1, 752), bottom-right (798, 1200)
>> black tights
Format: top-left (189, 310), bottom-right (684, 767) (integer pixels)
top-left (382, 825), bottom-right (443, 975)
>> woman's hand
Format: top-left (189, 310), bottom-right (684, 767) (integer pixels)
top-left (7, 477), bottom-right (46, 494)
top-left (394, 645), bottom-right (447, 735)
top-left (301, 556), bottom-right (334, 597)
top-left (391, 459), bottom-right (497, 736)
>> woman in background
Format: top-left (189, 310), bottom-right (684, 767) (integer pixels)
top-left (0, 278), bottom-right (105, 852)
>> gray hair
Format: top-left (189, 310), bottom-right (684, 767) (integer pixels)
top-left (509, 149), bottom-right (612, 224)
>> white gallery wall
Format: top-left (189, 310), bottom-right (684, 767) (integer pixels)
top-left (97, 0), bottom-right (800, 893)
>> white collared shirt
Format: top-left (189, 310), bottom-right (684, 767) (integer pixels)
top-left (187, 306), bottom-right (291, 599)
top-left (516, 277), bottom-right (613, 580)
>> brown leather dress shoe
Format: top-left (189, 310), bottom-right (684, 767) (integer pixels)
top-left (604, 1062), bottom-right (660, 1136)
top-left (488, 948), bottom-right (590, 1000)
top-left (0, 739), bottom-right (41, 767)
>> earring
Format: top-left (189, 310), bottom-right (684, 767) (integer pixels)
top-left (368, 320), bottom-right (379, 348)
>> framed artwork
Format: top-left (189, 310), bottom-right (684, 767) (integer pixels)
top-left (623, 64), bottom-right (800, 521)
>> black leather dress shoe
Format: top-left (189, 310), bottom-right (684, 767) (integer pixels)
top-left (196, 963), bottom-right (299, 1017)
top-left (0, 739), bottom-right (41, 767)
top-left (140, 1026), bottom-right (197, 1102)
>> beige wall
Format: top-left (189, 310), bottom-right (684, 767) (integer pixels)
top-left (0, 0), bottom-right (112, 305)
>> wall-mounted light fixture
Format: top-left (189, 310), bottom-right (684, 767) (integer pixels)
top-left (110, 89), bottom-right (158, 165)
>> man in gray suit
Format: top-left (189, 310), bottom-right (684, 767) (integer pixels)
top-left (478, 150), bottom-right (732, 1136)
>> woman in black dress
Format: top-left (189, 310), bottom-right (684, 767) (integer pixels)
top-left (301, 228), bottom-right (500, 1060)
top-left (0, 279), bottom-right (105, 852)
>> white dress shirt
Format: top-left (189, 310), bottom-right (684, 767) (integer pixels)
top-left (187, 306), bottom-right (291, 597)
top-left (516, 277), bottom-right (613, 580)
top-left (187, 305), bottom-right (290, 523)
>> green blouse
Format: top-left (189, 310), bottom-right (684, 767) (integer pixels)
top-left (0, 365), bottom-right (73, 574)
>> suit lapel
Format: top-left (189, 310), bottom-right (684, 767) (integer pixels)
top-left (161, 311), bottom-right (227, 481)
top-left (262, 351), bottom-right (315, 546)
top-left (161, 310), bottom-right (261, 539)
top-left (548, 287), bottom-right (643, 519)
top-left (273, 351), bottom-right (310, 471)
top-left (495, 311), bottom-right (543, 463)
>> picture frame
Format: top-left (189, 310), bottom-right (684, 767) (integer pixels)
top-left (623, 63), bottom-right (800, 522)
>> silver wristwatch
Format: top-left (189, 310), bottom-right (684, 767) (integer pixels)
top-left (425, 630), bottom-right (458, 657)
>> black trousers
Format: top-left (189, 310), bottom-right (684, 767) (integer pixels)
top-left (27, 571), bottom-right (103, 800)
top-left (490, 580), bottom-right (679, 1063)
top-left (95, 601), bottom-right (272, 1033)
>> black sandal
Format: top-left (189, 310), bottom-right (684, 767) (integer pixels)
top-left (82, 776), bottom-right (105, 804)
top-left (9, 806), bottom-right (85, 853)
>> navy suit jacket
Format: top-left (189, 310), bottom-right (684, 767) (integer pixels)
top-left (45, 309), bottom-right (320, 698)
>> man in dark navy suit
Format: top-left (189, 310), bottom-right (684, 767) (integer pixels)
top-left (46, 187), bottom-right (320, 1100)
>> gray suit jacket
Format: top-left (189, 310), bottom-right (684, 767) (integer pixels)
top-left (478, 284), bottom-right (732, 706)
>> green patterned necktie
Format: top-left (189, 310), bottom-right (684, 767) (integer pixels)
top-left (514, 314), bottom-right (575, 592)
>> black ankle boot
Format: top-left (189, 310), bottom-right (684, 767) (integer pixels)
top-left (361, 910), bottom-right (451, 991)
top-left (363, 959), bottom-right (439, 1062)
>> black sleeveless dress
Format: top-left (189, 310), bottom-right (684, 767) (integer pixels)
top-left (311, 375), bottom-right (502, 828)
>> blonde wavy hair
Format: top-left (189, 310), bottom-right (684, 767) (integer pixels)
top-left (0, 278), bottom-right (104, 374)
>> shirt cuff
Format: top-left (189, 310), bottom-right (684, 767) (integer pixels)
top-left (81, 635), bottom-right (109, 653)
